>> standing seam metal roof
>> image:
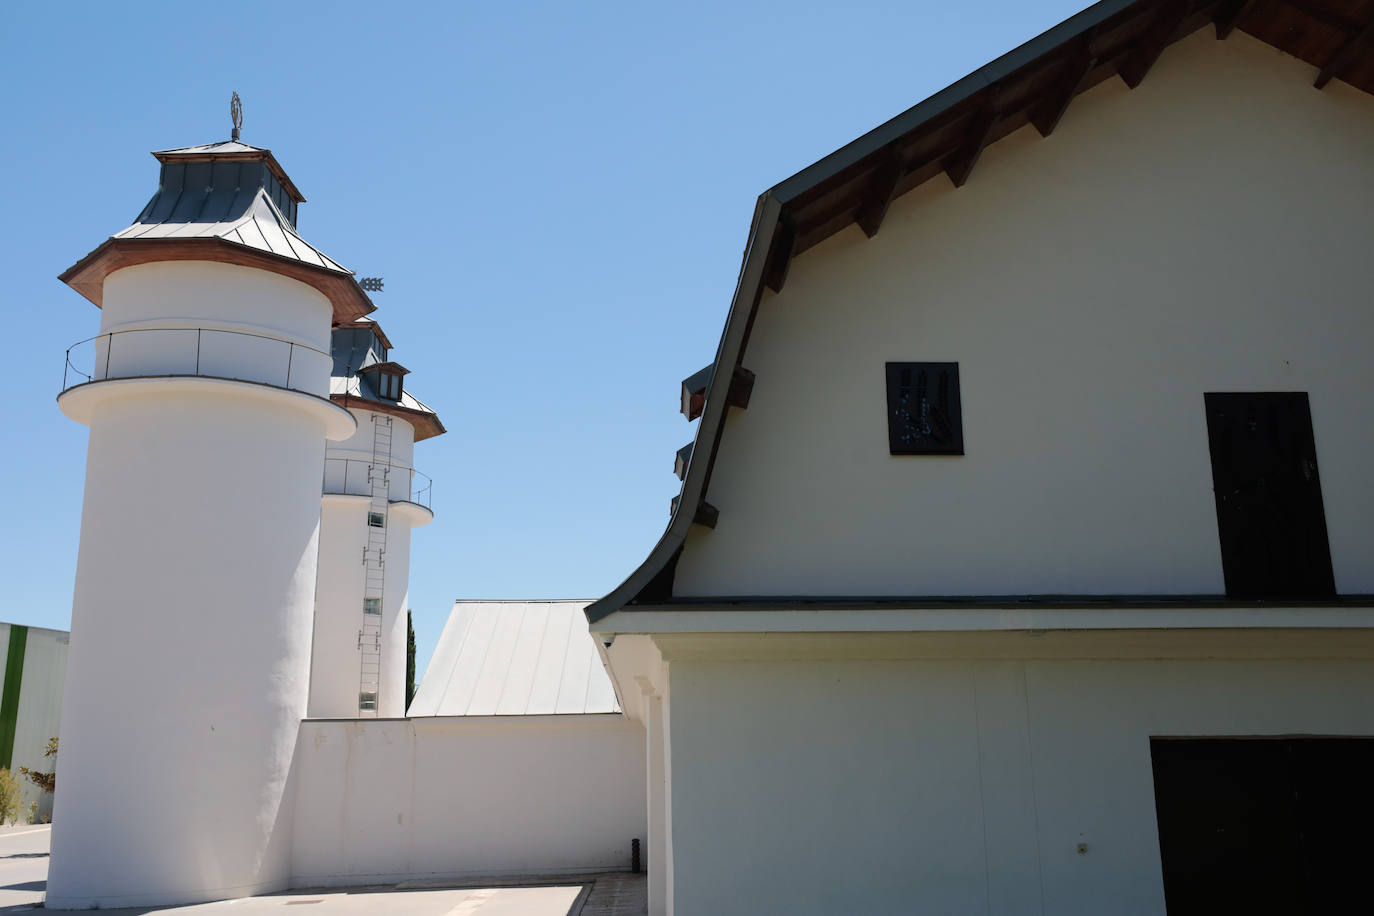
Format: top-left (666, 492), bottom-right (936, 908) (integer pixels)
top-left (408, 601), bottom-right (621, 717)
top-left (113, 162), bottom-right (347, 274)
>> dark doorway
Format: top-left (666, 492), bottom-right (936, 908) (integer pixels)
top-left (1150, 737), bottom-right (1374, 914)
top-left (1203, 393), bottom-right (1335, 599)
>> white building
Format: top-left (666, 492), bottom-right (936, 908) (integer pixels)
top-left (590, 2), bottom-right (1374, 914)
top-left (0, 622), bottom-right (67, 822)
top-left (46, 0), bottom-right (1374, 912)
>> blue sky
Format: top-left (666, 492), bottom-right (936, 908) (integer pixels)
top-left (2, 0), bottom-right (1088, 678)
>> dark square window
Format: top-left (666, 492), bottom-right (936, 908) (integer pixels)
top-left (885, 362), bottom-right (963, 455)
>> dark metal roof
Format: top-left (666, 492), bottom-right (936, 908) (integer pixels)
top-left (330, 373), bottom-right (446, 441)
top-left (60, 138), bottom-right (375, 323)
top-left (329, 325), bottom-right (445, 441)
top-left (586, 0), bottom-right (1374, 624)
top-left (112, 148), bottom-right (341, 270)
top-left (153, 140), bottom-right (305, 202)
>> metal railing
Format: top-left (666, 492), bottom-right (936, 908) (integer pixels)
top-left (61, 326), bottom-right (336, 396)
top-left (323, 457), bottom-right (433, 509)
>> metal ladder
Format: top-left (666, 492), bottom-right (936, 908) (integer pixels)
top-left (358, 413), bottom-right (393, 716)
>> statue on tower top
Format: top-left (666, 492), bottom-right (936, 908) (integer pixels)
top-left (231, 92), bottom-right (243, 142)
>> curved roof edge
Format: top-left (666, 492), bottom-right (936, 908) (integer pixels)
top-left (586, 191), bottom-right (780, 624)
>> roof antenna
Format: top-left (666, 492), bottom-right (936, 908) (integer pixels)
top-left (230, 92), bottom-right (243, 142)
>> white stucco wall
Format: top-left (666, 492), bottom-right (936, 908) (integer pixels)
top-left (49, 261), bottom-right (338, 908)
top-left (661, 643), bottom-right (1374, 916)
top-left (290, 715), bottom-right (647, 886)
top-left (674, 30), bottom-right (1374, 598)
top-left (310, 495), bottom-right (370, 718)
top-left (9, 626), bottom-right (68, 821)
top-left (93, 261), bottom-right (334, 394)
top-left (322, 407), bottom-right (418, 504)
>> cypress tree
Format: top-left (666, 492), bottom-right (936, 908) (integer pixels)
top-left (406, 611), bottom-right (417, 712)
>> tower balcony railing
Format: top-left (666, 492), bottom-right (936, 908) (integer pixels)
top-left (61, 326), bottom-right (336, 398)
top-left (322, 457), bottom-right (433, 509)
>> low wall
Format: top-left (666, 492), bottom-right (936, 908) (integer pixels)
top-left (291, 714), bottom-right (646, 887)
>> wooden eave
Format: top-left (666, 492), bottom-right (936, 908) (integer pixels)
top-left (772, 0), bottom-right (1374, 282)
top-left (587, 0), bottom-right (1374, 624)
top-left (59, 236), bottom-right (375, 324)
top-left (360, 360), bottom-right (411, 376)
top-left (331, 393), bottom-right (446, 441)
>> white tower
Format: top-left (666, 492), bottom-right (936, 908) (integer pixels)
top-left (311, 319), bottom-right (443, 718)
top-left (49, 132), bottom-right (373, 908)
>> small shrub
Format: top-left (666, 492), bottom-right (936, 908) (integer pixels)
top-left (19, 737), bottom-right (56, 795)
top-left (0, 769), bottom-right (24, 826)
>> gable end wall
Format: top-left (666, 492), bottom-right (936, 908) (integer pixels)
top-left (675, 29), bottom-right (1374, 599)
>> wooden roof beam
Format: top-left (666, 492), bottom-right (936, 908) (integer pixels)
top-left (1285, 0), bottom-right (1366, 34)
top-left (1212, 0), bottom-right (1253, 39)
top-left (680, 364), bottom-right (712, 421)
top-left (856, 151), bottom-right (906, 238)
top-left (726, 366), bottom-right (756, 410)
top-left (674, 442), bottom-right (693, 481)
top-left (670, 495), bottom-right (719, 529)
top-left (764, 215), bottom-right (797, 293)
top-left (1119, 0), bottom-right (1192, 89)
top-left (1315, 17), bottom-right (1374, 89)
top-left (1031, 41), bottom-right (1097, 137)
top-left (944, 102), bottom-right (1000, 188)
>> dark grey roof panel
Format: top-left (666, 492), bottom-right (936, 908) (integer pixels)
top-left (108, 142), bottom-right (348, 276)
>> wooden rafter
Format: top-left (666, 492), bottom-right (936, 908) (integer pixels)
top-left (670, 495), bottom-right (719, 529)
top-left (1120, 0), bottom-right (1193, 89)
top-left (856, 150), bottom-right (906, 237)
top-left (1212, 0), bottom-right (1254, 39)
top-left (1315, 16), bottom-right (1374, 88)
top-left (764, 215), bottom-right (797, 294)
top-left (944, 101), bottom-right (1000, 188)
top-left (1285, 0), bottom-right (1366, 34)
top-left (674, 443), bottom-right (693, 481)
top-left (726, 366), bottom-right (756, 409)
top-left (1031, 39), bottom-right (1098, 137)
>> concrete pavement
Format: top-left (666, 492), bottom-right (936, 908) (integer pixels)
top-left (0, 827), bottom-right (646, 915)
top-left (0, 823), bottom-right (50, 912)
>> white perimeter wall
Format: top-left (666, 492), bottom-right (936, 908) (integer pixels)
top-left (291, 714), bottom-right (646, 886)
top-left (674, 30), bottom-right (1374, 597)
top-left (663, 647), bottom-right (1374, 916)
top-left (8, 626), bottom-right (67, 821)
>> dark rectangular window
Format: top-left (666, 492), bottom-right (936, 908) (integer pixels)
top-left (1203, 393), bottom-right (1334, 599)
top-left (1151, 737), bottom-right (1374, 914)
top-left (886, 362), bottom-right (963, 455)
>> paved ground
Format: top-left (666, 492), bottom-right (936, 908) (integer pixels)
top-left (0, 826), bottom-right (646, 915)
top-left (0, 824), bottom-right (50, 912)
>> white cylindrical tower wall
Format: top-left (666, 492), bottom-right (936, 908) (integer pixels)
top-left (311, 409), bottom-right (424, 718)
top-left (309, 494), bottom-right (370, 718)
top-left (48, 261), bottom-right (351, 909)
top-left (377, 513), bottom-right (414, 717)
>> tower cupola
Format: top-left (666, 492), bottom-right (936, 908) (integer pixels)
top-left (59, 135), bottom-right (373, 323)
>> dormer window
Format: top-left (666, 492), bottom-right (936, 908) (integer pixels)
top-left (360, 361), bottom-right (410, 403)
